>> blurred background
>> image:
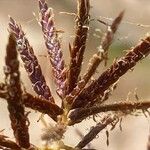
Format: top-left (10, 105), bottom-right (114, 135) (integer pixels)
top-left (0, 0), bottom-right (150, 149)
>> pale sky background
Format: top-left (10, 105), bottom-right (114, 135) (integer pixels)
top-left (0, 0), bottom-right (150, 150)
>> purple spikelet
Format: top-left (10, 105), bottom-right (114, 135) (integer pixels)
top-left (39, 0), bottom-right (67, 98)
top-left (9, 17), bottom-right (54, 102)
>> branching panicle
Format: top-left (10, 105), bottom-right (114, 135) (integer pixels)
top-left (9, 17), bottom-right (54, 102)
top-left (0, 1), bottom-right (149, 149)
top-left (39, 0), bottom-right (67, 98)
top-left (66, 11), bottom-right (124, 105)
top-left (72, 36), bottom-right (150, 109)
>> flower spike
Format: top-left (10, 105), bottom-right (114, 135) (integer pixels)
top-left (9, 17), bottom-right (54, 102)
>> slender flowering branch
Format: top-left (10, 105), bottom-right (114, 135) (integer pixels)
top-left (39, 0), bottom-right (67, 98)
top-left (72, 35), bottom-right (150, 109)
top-left (69, 100), bottom-right (150, 125)
top-left (67, 0), bottom-right (90, 94)
top-left (4, 34), bottom-right (30, 148)
top-left (0, 87), bottom-right (63, 120)
top-left (22, 93), bottom-right (63, 121)
top-left (75, 115), bottom-right (116, 149)
top-left (66, 11), bottom-right (123, 105)
top-left (97, 11), bottom-right (124, 66)
top-left (9, 17), bottom-right (54, 102)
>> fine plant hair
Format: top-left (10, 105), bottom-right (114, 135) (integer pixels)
top-left (0, 0), bottom-right (150, 150)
